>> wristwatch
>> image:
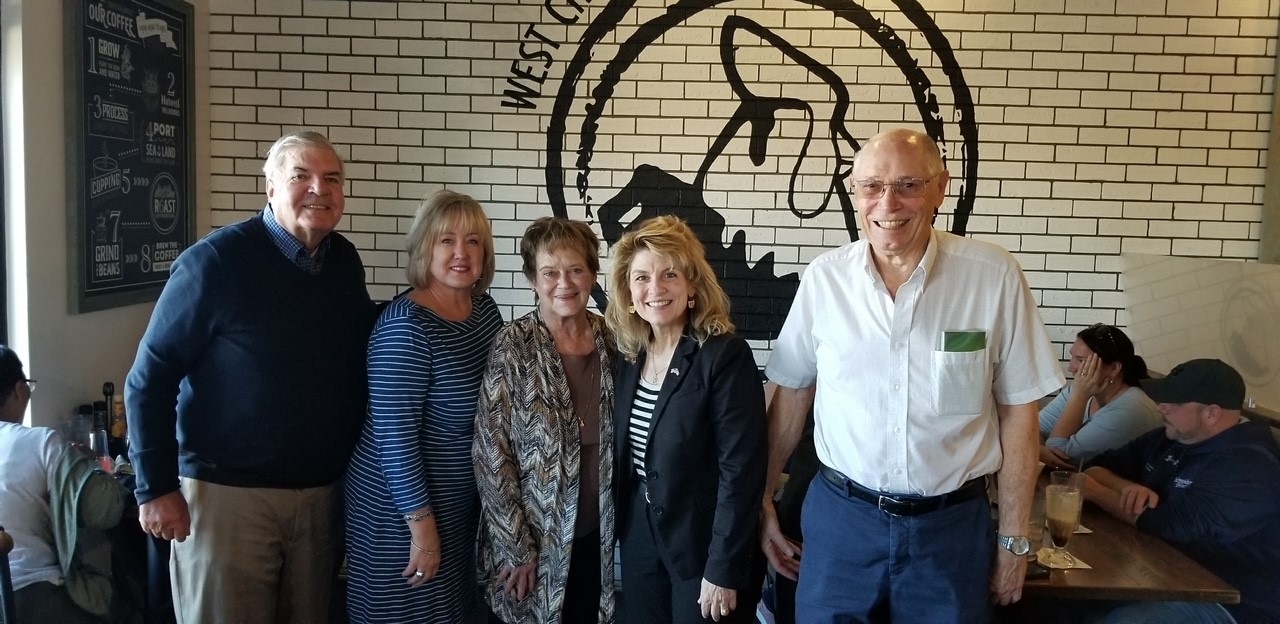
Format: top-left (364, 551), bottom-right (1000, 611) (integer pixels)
top-left (997, 534), bottom-right (1032, 556)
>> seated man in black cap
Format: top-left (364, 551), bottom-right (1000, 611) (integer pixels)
top-left (1080, 358), bottom-right (1280, 624)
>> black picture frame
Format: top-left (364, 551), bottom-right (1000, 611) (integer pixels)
top-left (66, 0), bottom-right (195, 313)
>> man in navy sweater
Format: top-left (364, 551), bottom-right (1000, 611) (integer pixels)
top-left (126, 131), bottom-right (375, 623)
top-left (1082, 359), bottom-right (1280, 624)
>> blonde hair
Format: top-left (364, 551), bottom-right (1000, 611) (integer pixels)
top-left (605, 215), bottom-right (733, 361)
top-left (405, 190), bottom-right (495, 293)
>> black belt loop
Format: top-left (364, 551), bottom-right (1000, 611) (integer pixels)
top-left (818, 464), bottom-right (986, 517)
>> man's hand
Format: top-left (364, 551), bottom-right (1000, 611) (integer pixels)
top-left (1118, 484), bottom-right (1159, 518)
top-left (760, 499), bottom-right (802, 581)
top-left (138, 490), bottom-right (191, 542)
top-left (989, 549), bottom-right (1027, 605)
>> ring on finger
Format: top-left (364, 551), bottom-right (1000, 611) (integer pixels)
top-left (414, 571), bottom-right (424, 577)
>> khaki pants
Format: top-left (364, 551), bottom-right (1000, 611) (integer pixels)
top-left (170, 478), bottom-right (342, 624)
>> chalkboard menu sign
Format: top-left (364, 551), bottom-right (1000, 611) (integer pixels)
top-left (66, 0), bottom-right (194, 313)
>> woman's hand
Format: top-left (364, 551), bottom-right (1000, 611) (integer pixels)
top-left (496, 560), bottom-right (537, 601)
top-left (402, 514), bottom-right (441, 587)
top-left (1070, 353), bottom-right (1108, 398)
top-left (697, 579), bottom-right (738, 622)
top-left (1039, 445), bottom-right (1076, 471)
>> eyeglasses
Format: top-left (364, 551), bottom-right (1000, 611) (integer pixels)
top-left (851, 172), bottom-right (943, 199)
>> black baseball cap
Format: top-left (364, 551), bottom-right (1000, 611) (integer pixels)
top-left (1140, 358), bottom-right (1245, 410)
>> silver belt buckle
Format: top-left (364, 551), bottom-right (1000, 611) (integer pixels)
top-left (877, 495), bottom-right (901, 516)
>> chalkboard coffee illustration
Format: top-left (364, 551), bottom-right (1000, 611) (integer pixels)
top-left (92, 211), bottom-right (123, 282)
top-left (72, 0), bottom-right (192, 311)
top-left (142, 68), bottom-right (160, 112)
top-left (150, 172), bottom-right (179, 236)
top-left (90, 146), bottom-right (130, 198)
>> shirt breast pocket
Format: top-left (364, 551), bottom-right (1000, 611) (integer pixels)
top-left (932, 349), bottom-right (991, 417)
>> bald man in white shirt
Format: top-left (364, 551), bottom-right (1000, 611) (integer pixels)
top-left (760, 129), bottom-right (1064, 624)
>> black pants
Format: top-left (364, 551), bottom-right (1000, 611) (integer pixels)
top-left (562, 529), bottom-right (603, 624)
top-left (620, 484), bottom-right (762, 624)
top-left (15, 581), bottom-right (107, 624)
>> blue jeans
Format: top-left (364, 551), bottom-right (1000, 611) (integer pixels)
top-left (1089, 601), bottom-right (1236, 624)
top-left (795, 473), bottom-right (994, 624)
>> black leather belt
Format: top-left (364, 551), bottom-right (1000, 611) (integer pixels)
top-left (818, 464), bottom-right (986, 517)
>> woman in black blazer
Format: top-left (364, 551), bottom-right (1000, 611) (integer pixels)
top-left (604, 215), bottom-right (767, 624)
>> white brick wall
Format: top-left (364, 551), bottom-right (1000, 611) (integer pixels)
top-left (208, 0), bottom-right (1279, 364)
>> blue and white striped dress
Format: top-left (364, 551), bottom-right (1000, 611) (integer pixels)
top-left (345, 293), bottom-right (503, 623)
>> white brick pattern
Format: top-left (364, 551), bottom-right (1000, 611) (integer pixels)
top-left (208, 0), bottom-right (1280, 363)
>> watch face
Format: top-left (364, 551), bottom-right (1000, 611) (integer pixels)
top-left (1002, 535), bottom-right (1031, 555)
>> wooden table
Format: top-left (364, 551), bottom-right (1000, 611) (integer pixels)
top-left (1021, 491), bottom-right (1240, 604)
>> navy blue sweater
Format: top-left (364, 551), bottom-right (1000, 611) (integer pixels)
top-left (1091, 420), bottom-right (1280, 624)
top-left (127, 213), bottom-right (375, 503)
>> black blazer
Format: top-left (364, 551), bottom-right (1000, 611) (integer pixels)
top-left (614, 331), bottom-right (766, 590)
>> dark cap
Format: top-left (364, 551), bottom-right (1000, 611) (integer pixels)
top-left (1140, 359), bottom-right (1245, 410)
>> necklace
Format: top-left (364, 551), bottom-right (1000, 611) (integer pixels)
top-left (643, 351), bottom-right (670, 385)
top-left (643, 359), bottom-right (663, 384)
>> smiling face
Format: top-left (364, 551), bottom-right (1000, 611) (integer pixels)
top-left (627, 248), bottom-right (693, 333)
top-left (266, 146), bottom-right (346, 251)
top-left (533, 246), bottom-right (595, 323)
top-left (426, 218), bottom-right (486, 293)
top-left (851, 131), bottom-right (948, 266)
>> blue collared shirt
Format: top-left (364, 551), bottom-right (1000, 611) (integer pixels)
top-left (263, 205), bottom-right (328, 275)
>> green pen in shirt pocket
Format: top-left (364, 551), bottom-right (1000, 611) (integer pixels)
top-left (942, 330), bottom-right (986, 352)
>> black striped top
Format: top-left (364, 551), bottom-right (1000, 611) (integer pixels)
top-left (629, 379), bottom-right (661, 478)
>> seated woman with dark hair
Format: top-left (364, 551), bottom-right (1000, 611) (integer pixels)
top-left (0, 345), bottom-right (128, 624)
top-left (1038, 324), bottom-right (1163, 469)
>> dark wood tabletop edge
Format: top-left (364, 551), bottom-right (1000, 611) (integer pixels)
top-left (1021, 583), bottom-right (1241, 604)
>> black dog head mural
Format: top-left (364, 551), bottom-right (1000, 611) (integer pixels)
top-left (544, 0), bottom-right (979, 340)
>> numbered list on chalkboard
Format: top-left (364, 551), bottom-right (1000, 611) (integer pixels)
top-left (79, 0), bottom-right (191, 296)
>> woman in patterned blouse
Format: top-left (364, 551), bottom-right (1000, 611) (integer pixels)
top-left (474, 217), bottom-right (617, 623)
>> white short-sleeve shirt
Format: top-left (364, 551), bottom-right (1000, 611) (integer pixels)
top-left (766, 230), bottom-right (1064, 496)
top-left (0, 422), bottom-right (67, 589)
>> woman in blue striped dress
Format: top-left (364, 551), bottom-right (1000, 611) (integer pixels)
top-left (345, 190), bottom-right (504, 623)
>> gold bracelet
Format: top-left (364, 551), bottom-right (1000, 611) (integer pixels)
top-left (411, 540), bottom-right (438, 555)
top-left (403, 509), bottom-right (433, 522)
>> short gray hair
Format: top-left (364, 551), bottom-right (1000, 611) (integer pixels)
top-left (262, 131), bottom-right (345, 182)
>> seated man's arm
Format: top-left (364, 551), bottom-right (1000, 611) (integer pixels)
top-left (1133, 447), bottom-right (1280, 544)
top-left (1083, 467), bottom-right (1157, 525)
top-left (79, 472), bottom-right (127, 530)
